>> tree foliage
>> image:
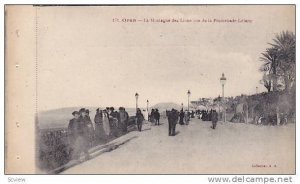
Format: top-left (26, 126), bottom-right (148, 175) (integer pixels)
top-left (260, 31), bottom-right (295, 93)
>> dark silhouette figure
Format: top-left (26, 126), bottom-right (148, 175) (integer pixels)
top-left (136, 108), bottom-right (144, 132)
top-left (168, 109), bottom-right (179, 136)
top-left (211, 110), bottom-right (218, 129)
top-left (179, 110), bottom-right (184, 125)
top-left (154, 109), bottom-right (160, 125)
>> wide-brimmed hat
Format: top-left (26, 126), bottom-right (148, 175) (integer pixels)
top-left (72, 111), bottom-right (79, 116)
top-left (79, 108), bottom-right (86, 113)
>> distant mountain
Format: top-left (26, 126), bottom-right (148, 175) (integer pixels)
top-left (150, 102), bottom-right (185, 111)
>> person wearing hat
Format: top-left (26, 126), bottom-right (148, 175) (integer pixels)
top-left (135, 108), bottom-right (144, 132)
top-left (102, 109), bottom-right (110, 137)
top-left (179, 109), bottom-right (185, 125)
top-left (84, 109), bottom-right (95, 147)
top-left (94, 108), bottom-right (105, 142)
top-left (68, 111), bottom-right (80, 157)
top-left (72, 108), bottom-right (90, 161)
top-left (69, 111), bottom-right (80, 134)
top-left (211, 110), bottom-right (219, 129)
top-left (168, 108), bottom-right (179, 136)
top-left (79, 108), bottom-right (86, 114)
top-left (118, 107), bottom-right (129, 133)
top-left (154, 109), bottom-right (160, 126)
top-left (150, 109), bottom-right (155, 125)
top-left (108, 107), bottom-right (120, 137)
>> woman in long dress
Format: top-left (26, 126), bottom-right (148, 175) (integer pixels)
top-left (102, 110), bottom-right (110, 136)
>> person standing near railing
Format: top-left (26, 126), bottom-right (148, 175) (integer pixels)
top-left (102, 109), bottom-right (111, 137)
top-left (94, 108), bottom-right (106, 142)
top-left (83, 109), bottom-right (95, 147)
top-left (108, 107), bottom-right (120, 137)
top-left (68, 111), bottom-right (80, 159)
top-left (118, 107), bottom-right (129, 133)
top-left (72, 108), bottom-right (90, 161)
top-left (136, 108), bottom-right (144, 132)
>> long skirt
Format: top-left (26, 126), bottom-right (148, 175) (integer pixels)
top-left (103, 118), bottom-right (111, 136)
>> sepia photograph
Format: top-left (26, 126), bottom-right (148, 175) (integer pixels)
top-left (4, 4), bottom-right (296, 175)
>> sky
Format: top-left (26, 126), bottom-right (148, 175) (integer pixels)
top-left (36, 5), bottom-right (295, 110)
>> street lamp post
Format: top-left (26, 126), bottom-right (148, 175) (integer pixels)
top-left (181, 103), bottom-right (183, 110)
top-left (220, 73), bottom-right (227, 122)
top-left (187, 90), bottom-right (191, 112)
top-left (146, 99), bottom-right (149, 112)
top-left (135, 92), bottom-right (139, 112)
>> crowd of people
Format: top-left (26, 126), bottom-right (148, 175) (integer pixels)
top-left (68, 107), bottom-right (130, 161)
top-left (149, 109), bottom-right (161, 125)
top-left (166, 108), bottom-right (220, 135)
top-left (67, 106), bottom-right (220, 161)
top-left (198, 109), bottom-right (221, 121)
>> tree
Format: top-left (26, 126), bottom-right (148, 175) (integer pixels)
top-left (259, 31), bottom-right (295, 93)
top-left (260, 47), bottom-right (279, 91)
top-left (271, 31), bottom-right (296, 93)
top-left (260, 73), bottom-right (272, 92)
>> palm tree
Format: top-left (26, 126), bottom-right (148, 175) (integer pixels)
top-left (260, 31), bottom-right (295, 93)
top-left (271, 31), bottom-right (295, 93)
top-left (260, 47), bottom-right (279, 91)
top-left (260, 73), bottom-right (272, 92)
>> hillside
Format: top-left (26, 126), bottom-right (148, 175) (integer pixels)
top-left (150, 102), bottom-right (185, 111)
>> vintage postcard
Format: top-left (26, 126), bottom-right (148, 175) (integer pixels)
top-left (5, 5), bottom-right (295, 174)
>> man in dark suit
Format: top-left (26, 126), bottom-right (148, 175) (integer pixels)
top-left (71, 108), bottom-right (90, 161)
top-left (179, 109), bottom-right (184, 125)
top-left (154, 109), bottom-right (160, 125)
top-left (68, 111), bottom-right (80, 158)
top-left (84, 109), bottom-right (95, 147)
top-left (211, 110), bottom-right (219, 129)
top-left (168, 109), bottom-right (179, 136)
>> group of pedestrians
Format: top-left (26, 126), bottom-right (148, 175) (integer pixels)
top-left (68, 106), bottom-right (219, 161)
top-left (68, 107), bottom-right (129, 161)
top-left (149, 109), bottom-right (160, 126)
top-left (178, 109), bottom-right (190, 125)
top-left (166, 108), bottom-right (189, 136)
top-left (167, 108), bottom-right (219, 136)
top-left (67, 108), bottom-right (94, 161)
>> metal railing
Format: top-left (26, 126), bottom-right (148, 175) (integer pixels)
top-left (37, 116), bottom-right (137, 172)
